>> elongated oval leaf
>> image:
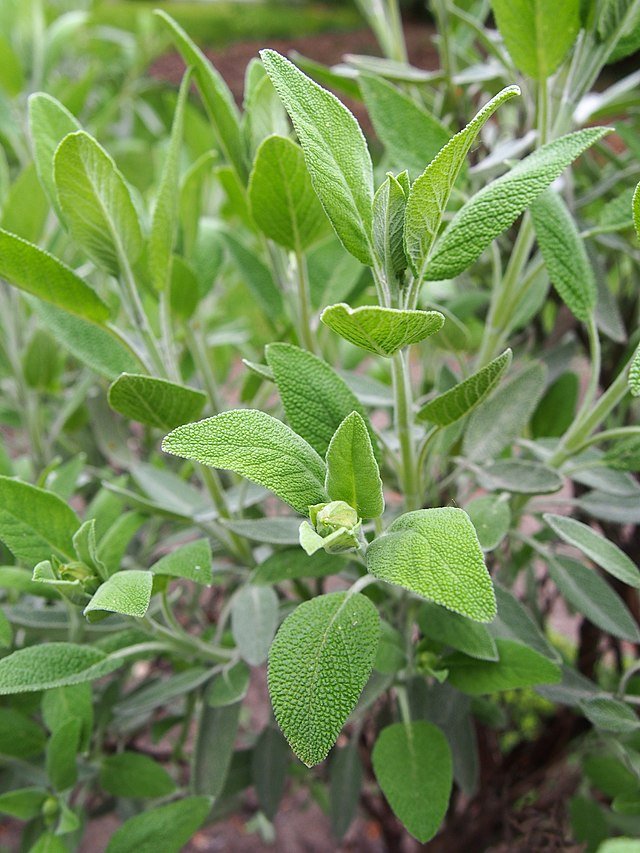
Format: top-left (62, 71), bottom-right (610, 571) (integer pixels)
top-left (325, 412), bottom-right (383, 518)
top-left (268, 591), bottom-right (379, 766)
top-left (231, 584), bottom-right (279, 666)
top-left (427, 127), bottom-right (611, 280)
top-left (418, 349), bottom-right (512, 425)
top-left (0, 229), bottom-right (109, 323)
top-left (372, 172), bottom-right (408, 286)
top-left (105, 796), bottom-right (211, 853)
top-left (366, 508), bottom-right (496, 622)
top-left (108, 373), bottom-right (206, 431)
top-left (84, 570), bottom-right (152, 621)
top-left (418, 602), bottom-right (499, 661)
top-left (150, 539), bottom-right (212, 585)
top-left (100, 752), bottom-right (177, 798)
top-left (0, 643), bottom-right (121, 694)
top-left (446, 638), bottom-right (561, 694)
top-left (28, 92), bottom-right (82, 214)
top-left (54, 130), bottom-right (143, 275)
top-left (330, 739), bottom-right (363, 838)
top-left (252, 549), bottom-right (339, 584)
top-left (544, 514), bottom-right (640, 588)
top-left (248, 134), bottom-right (327, 251)
top-left (261, 50), bottom-right (374, 266)
top-left (465, 495), bottom-right (511, 551)
top-left (372, 722), bottom-right (453, 843)
top-left (321, 303), bottom-right (444, 358)
top-left (476, 459), bottom-right (563, 494)
top-left (163, 410), bottom-right (327, 514)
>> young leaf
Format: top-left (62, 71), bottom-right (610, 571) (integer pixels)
top-left (154, 10), bottom-right (246, 181)
top-left (46, 717), bottom-right (81, 791)
top-left (268, 591), bottom-right (379, 766)
top-left (321, 303), bottom-right (444, 358)
top-left (0, 229), bottom-right (109, 324)
top-left (446, 638), bottom-right (561, 694)
top-left (427, 127), bottom-right (611, 281)
top-left (465, 495), bottom-right (511, 551)
top-left (490, 0), bottom-right (581, 79)
top-left (163, 410), bottom-right (327, 514)
top-left (372, 722), bottom-right (453, 843)
top-left (54, 130), bottom-right (143, 275)
top-left (100, 752), bottom-right (177, 798)
top-left (231, 585), bottom-right (279, 666)
top-left (366, 508), bottom-right (496, 622)
top-left (418, 602), bottom-right (499, 660)
top-left (531, 190), bottom-right (597, 322)
top-left (418, 349), bottom-right (512, 425)
top-left (28, 92), bottom-right (82, 214)
top-left (248, 134), bottom-right (327, 251)
top-left (266, 342), bottom-right (376, 456)
top-left (83, 571), bottom-right (152, 621)
top-left (150, 539), bottom-right (213, 586)
top-left (544, 514), bottom-right (640, 588)
top-left (0, 476), bottom-right (79, 564)
top-left (105, 796), bottom-right (211, 853)
top-left (372, 173), bottom-right (408, 286)
top-left (325, 412), bottom-right (384, 518)
top-left (260, 49), bottom-right (374, 266)
top-left (108, 373), bottom-right (206, 431)
top-left (404, 85), bottom-right (520, 279)
top-left (0, 643), bottom-right (121, 694)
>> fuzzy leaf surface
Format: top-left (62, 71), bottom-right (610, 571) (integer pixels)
top-left (321, 304), bottom-right (444, 358)
top-left (0, 644), bottom-right (121, 694)
top-left (231, 585), bottom-right (279, 666)
top-left (105, 796), bottom-right (211, 853)
top-left (28, 93), bottom-right (82, 214)
top-left (108, 373), bottom-right (206, 431)
top-left (84, 571), bottom-right (152, 620)
top-left (446, 638), bottom-right (561, 694)
top-left (150, 539), bottom-right (213, 585)
top-left (325, 412), bottom-right (384, 518)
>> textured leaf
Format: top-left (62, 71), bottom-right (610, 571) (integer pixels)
top-left (325, 412), bottom-right (384, 518)
top-left (418, 349), bottom-right (512, 425)
top-left (491, 0), bottom-right (581, 78)
top-left (221, 517), bottom-right (302, 545)
top-left (366, 508), bottom-right (496, 622)
top-left (28, 93), bottom-right (82, 214)
top-left (372, 722), bottom-right (452, 843)
top-left (465, 495), bottom-right (511, 551)
top-left (84, 571), bottom-right (152, 620)
top-left (248, 134), bottom-right (327, 251)
top-left (150, 539), bottom-right (212, 585)
top-left (252, 726), bottom-right (290, 820)
top-left (580, 697), bottom-right (640, 734)
top-left (208, 662), bottom-right (250, 707)
top-left (476, 460), bottom-right (563, 494)
top-left (633, 181), bottom-right (640, 240)
top-left (0, 476), bottom-right (79, 564)
top-left (417, 602), bottom-right (499, 660)
top-left (261, 50), bottom-right (374, 266)
top-left (491, 585), bottom-right (561, 662)
top-left (252, 549), bottom-right (339, 584)
top-left (360, 74), bottom-right (450, 177)
top-left (105, 796), bottom-right (211, 853)
top-left (463, 362), bottom-right (547, 460)
top-left (155, 11), bottom-right (246, 180)
top-left (54, 131), bottom-right (143, 275)
top-left (192, 702), bottom-right (240, 798)
top-left (222, 231), bottom-right (283, 319)
top-left (547, 555), bottom-right (640, 641)
top-left (427, 128), bottom-right (610, 280)
top-left (531, 190), bottom-right (597, 322)
top-left (231, 584), bottom-right (279, 666)
top-left (108, 373), bottom-right (206, 430)
top-left (629, 345), bottom-right (640, 396)
top-left (321, 303), bottom-right (444, 358)
top-left (404, 85), bottom-right (520, 279)
top-left (0, 229), bottom-right (109, 323)
top-left (100, 752), bottom-right (177, 798)
top-left (446, 638), bottom-right (561, 694)
top-left (268, 591), bottom-right (379, 766)
top-left (163, 410), bottom-right (327, 514)
top-left (0, 643), bottom-right (121, 694)
top-left (544, 513), bottom-right (640, 588)
top-left (330, 739), bottom-right (362, 838)
top-left (372, 173), bottom-right (409, 285)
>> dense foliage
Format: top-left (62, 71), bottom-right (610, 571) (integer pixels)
top-left (0, 0), bottom-right (639, 849)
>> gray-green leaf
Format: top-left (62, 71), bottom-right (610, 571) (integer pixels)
top-left (0, 643), bottom-right (121, 694)
top-left (150, 539), bottom-right (213, 585)
top-left (465, 495), bottom-right (511, 551)
top-left (105, 796), bottom-right (211, 853)
top-left (28, 92), bottom-right (82, 215)
top-left (84, 571), bottom-right (152, 621)
top-left (108, 373), bottom-right (206, 430)
top-left (325, 412), bottom-right (384, 518)
top-left (231, 584), bottom-right (279, 666)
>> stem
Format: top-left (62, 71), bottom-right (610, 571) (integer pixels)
top-left (119, 252), bottom-right (165, 376)
top-left (185, 323), bottom-right (222, 413)
top-left (159, 289), bottom-right (179, 381)
top-left (570, 426), bottom-right (640, 454)
top-left (391, 350), bottom-right (420, 511)
top-left (200, 466), bottom-right (255, 567)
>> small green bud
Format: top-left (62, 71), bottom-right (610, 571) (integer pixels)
top-left (300, 501), bottom-right (362, 556)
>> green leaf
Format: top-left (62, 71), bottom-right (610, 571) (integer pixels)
top-left (105, 796), bottom-right (211, 853)
top-left (149, 68), bottom-right (192, 292)
top-left (231, 584), bottom-right (279, 666)
top-left (490, 0), bottom-right (581, 78)
top-left (207, 662), bottom-right (250, 707)
top-left (154, 10), bottom-right (246, 181)
top-left (260, 49), bottom-right (374, 266)
top-left (108, 373), bottom-right (206, 430)
top-left (100, 752), bottom-right (177, 798)
top-left (0, 708), bottom-right (46, 758)
top-left (463, 362), bottom-right (547, 460)
top-left (633, 181), bottom-right (640, 241)
top-left (42, 683), bottom-right (93, 752)
top-left (465, 495), bottom-right (511, 551)
top-left (192, 701), bottom-right (240, 798)
top-left (46, 717), bottom-right (81, 791)
top-left (321, 303), bottom-right (444, 358)
top-left (84, 571), bottom-right (152, 621)
top-left (427, 127), bottom-right (611, 281)
top-left (248, 134), bottom-right (327, 251)
top-left (532, 372), bottom-right (579, 438)
top-left (222, 230), bottom-right (283, 320)
top-left (266, 342), bottom-right (375, 457)
top-left (547, 555), bottom-right (640, 642)
top-left (404, 85), bottom-right (520, 279)
top-left (476, 460), bottom-right (563, 494)
top-left (325, 412), bottom-right (383, 518)
top-left (418, 349), bottom-right (512, 425)
top-left (446, 638), bottom-right (561, 694)
top-left (0, 788), bottom-right (48, 820)
top-left (531, 190), bottom-right (597, 322)
top-left (372, 173), bottom-right (409, 286)
top-left (330, 739), bottom-right (362, 838)
top-left (417, 602), bottom-right (499, 661)
top-left (372, 722), bottom-right (452, 843)
top-left (163, 410), bottom-right (327, 514)
top-left (602, 433), bottom-right (640, 471)
top-left (28, 92), bottom-right (82, 214)
top-left (580, 697), bottom-right (640, 734)
top-left (252, 549), bottom-right (339, 584)
top-left (252, 726), bottom-right (290, 820)
top-left (366, 508), bottom-right (496, 622)
top-left (630, 345), bottom-right (640, 397)
top-left (360, 74), bottom-right (450, 177)
top-left (491, 585), bottom-right (561, 662)
top-left (0, 476), bottom-right (79, 564)
top-left (27, 833), bottom-right (68, 853)
top-left (54, 130), bottom-right (143, 276)
top-left (544, 513), bottom-right (640, 588)
top-left (150, 539), bottom-right (213, 585)
top-left (97, 512), bottom-right (146, 577)
top-left (0, 608), bottom-right (12, 648)
top-left (268, 591), bottom-right (379, 766)
top-left (0, 643), bottom-right (121, 694)
top-left (0, 229), bottom-right (109, 323)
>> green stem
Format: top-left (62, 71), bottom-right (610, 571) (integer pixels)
top-left (159, 289), bottom-right (179, 381)
top-left (185, 323), bottom-right (222, 413)
top-left (570, 426), bottom-right (640, 455)
top-left (119, 252), bottom-right (165, 376)
top-left (200, 466), bottom-right (255, 567)
top-left (391, 350), bottom-right (420, 511)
